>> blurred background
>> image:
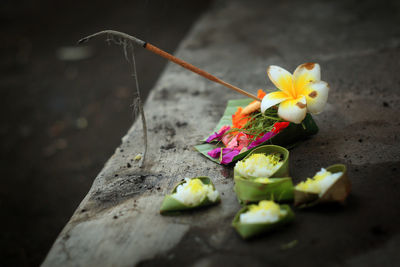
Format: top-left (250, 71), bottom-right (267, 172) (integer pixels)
top-left (0, 0), bottom-right (212, 266)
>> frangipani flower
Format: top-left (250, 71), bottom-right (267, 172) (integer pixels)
top-left (261, 63), bottom-right (329, 124)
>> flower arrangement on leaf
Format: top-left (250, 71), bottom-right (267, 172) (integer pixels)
top-left (232, 200), bottom-right (294, 239)
top-left (195, 63), bottom-right (327, 165)
top-left (233, 145), bottom-right (294, 204)
top-left (160, 177), bottom-right (220, 215)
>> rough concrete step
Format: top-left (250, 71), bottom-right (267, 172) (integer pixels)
top-left (43, 0), bottom-right (400, 266)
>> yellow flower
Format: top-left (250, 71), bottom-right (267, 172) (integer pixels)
top-left (295, 168), bottom-right (342, 196)
top-left (248, 200), bottom-right (281, 213)
top-left (172, 178), bottom-right (219, 206)
top-left (261, 63), bottom-right (329, 124)
top-left (234, 153), bottom-right (283, 179)
top-left (240, 200), bottom-right (287, 224)
top-left (187, 178), bottom-right (205, 194)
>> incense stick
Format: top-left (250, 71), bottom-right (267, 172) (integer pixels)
top-left (78, 30), bottom-right (261, 102)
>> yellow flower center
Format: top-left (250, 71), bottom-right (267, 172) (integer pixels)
top-left (248, 200), bottom-right (281, 214)
top-left (187, 178), bottom-right (205, 194)
top-left (296, 168), bottom-right (342, 195)
top-left (278, 73), bottom-right (314, 100)
top-left (235, 153), bottom-right (283, 178)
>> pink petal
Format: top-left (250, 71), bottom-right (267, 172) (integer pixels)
top-left (226, 135), bottom-right (239, 149)
top-left (222, 134), bottom-right (232, 146)
top-left (237, 133), bottom-right (251, 150)
top-left (206, 125), bottom-right (231, 143)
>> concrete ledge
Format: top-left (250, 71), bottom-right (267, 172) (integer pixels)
top-left (43, 0), bottom-right (400, 266)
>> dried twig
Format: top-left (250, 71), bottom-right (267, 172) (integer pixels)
top-left (79, 30), bottom-right (148, 167)
top-left (78, 30), bottom-right (263, 167)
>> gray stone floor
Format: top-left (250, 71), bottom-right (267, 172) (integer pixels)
top-left (43, 0), bottom-right (400, 266)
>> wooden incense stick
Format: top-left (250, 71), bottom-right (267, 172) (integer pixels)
top-left (78, 30), bottom-right (261, 102)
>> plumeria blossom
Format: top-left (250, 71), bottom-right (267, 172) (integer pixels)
top-left (261, 63), bottom-right (329, 124)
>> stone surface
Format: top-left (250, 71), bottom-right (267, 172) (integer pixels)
top-left (0, 2), bottom-right (212, 266)
top-left (43, 0), bottom-right (400, 266)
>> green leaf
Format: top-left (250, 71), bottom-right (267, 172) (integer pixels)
top-left (234, 177), bottom-right (294, 204)
top-left (194, 98), bottom-right (319, 165)
top-left (206, 98), bottom-right (253, 138)
top-left (160, 176), bottom-right (221, 215)
top-left (232, 204), bottom-right (295, 239)
top-left (194, 143), bottom-right (222, 163)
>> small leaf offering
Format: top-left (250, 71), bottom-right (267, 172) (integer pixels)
top-left (232, 200), bottom-right (294, 239)
top-left (294, 164), bottom-right (351, 208)
top-left (234, 145), bottom-right (294, 204)
top-left (160, 177), bottom-right (220, 215)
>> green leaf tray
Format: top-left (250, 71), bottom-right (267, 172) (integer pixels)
top-left (294, 164), bottom-right (351, 208)
top-left (232, 204), bottom-right (295, 239)
top-left (234, 145), bottom-right (294, 204)
top-left (160, 176), bottom-right (220, 215)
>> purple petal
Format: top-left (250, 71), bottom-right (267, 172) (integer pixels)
top-left (207, 147), bottom-right (222, 158)
top-left (206, 125), bottom-right (231, 143)
top-left (247, 131), bottom-right (277, 150)
top-left (207, 147), bottom-right (240, 164)
top-left (220, 148), bottom-right (240, 164)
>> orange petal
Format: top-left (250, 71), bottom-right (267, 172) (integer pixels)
top-left (257, 89), bottom-right (267, 99)
top-left (232, 107), bottom-right (249, 129)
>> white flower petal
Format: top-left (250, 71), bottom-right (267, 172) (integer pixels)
top-left (304, 81), bottom-right (329, 114)
top-left (294, 63), bottom-right (321, 81)
top-left (293, 63), bottom-right (321, 92)
top-left (261, 91), bottom-right (289, 113)
top-left (278, 96), bottom-right (307, 124)
top-left (267, 65), bottom-right (294, 94)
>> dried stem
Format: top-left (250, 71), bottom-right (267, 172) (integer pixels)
top-left (78, 29), bottom-right (263, 167)
top-left (79, 30), bottom-right (148, 167)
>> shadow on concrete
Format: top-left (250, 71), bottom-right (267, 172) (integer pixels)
top-left (0, 1), bottom-right (212, 266)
